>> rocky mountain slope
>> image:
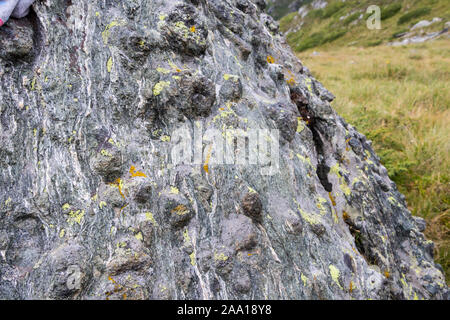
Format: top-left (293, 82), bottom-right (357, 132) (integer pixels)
top-left (276, 0), bottom-right (450, 51)
top-left (0, 0), bottom-right (447, 299)
top-left (266, 0), bottom-right (308, 20)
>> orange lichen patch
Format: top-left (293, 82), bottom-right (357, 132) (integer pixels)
top-left (108, 276), bottom-right (116, 284)
top-left (122, 293), bottom-right (127, 300)
top-left (328, 192), bottom-right (336, 206)
top-left (110, 178), bottom-right (125, 198)
top-left (129, 165), bottom-right (147, 178)
top-left (384, 270), bottom-right (390, 278)
top-left (203, 145), bottom-right (213, 174)
top-left (267, 55), bottom-right (275, 64)
top-left (190, 26), bottom-right (196, 32)
top-left (345, 138), bottom-right (351, 152)
top-left (171, 204), bottom-right (189, 216)
top-left (285, 69), bottom-right (296, 85)
top-left (342, 210), bottom-right (350, 221)
top-left (286, 77), bottom-right (296, 85)
top-left (349, 281), bottom-right (354, 293)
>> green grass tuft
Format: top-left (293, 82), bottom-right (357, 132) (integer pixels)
top-left (381, 3), bottom-right (402, 21)
top-left (398, 7), bottom-right (432, 25)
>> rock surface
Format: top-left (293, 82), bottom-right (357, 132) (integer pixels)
top-left (0, 0), bottom-right (447, 300)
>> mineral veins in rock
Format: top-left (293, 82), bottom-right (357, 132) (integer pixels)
top-left (0, 0), bottom-right (447, 299)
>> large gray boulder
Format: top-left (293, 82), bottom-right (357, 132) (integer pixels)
top-left (0, 0), bottom-right (447, 300)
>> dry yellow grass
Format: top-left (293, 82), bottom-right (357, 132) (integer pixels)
top-left (298, 39), bottom-right (450, 282)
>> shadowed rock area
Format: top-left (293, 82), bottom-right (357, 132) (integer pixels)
top-left (0, 0), bottom-right (447, 300)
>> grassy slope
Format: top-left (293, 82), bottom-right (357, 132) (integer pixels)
top-left (280, 0), bottom-right (450, 52)
top-left (297, 40), bottom-right (450, 282)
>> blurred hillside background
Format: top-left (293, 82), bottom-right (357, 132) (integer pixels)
top-left (267, 0), bottom-right (449, 282)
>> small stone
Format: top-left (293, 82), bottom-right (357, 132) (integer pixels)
top-left (241, 192), bottom-right (263, 221)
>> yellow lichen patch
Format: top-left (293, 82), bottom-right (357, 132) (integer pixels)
top-left (59, 229), bottom-right (65, 238)
top-left (364, 150), bottom-right (374, 165)
top-left (214, 252), bottom-right (228, 261)
top-left (301, 273), bottom-right (308, 287)
top-left (30, 77), bottom-right (36, 91)
top-left (145, 212), bottom-right (158, 226)
top-left (296, 154), bottom-right (313, 168)
top-left (156, 67), bottom-right (171, 74)
top-left (301, 209), bottom-right (320, 225)
top-left (304, 78), bottom-right (313, 93)
top-left (170, 186), bottom-right (179, 195)
top-left (296, 117), bottom-right (305, 133)
top-left (294, 199), bottom-right (321, 225)
top-left (167, 59), bottom-right (183, 72)
top-left (330, 162), bottom-right (348, 178)
top-left (341, 183), bottom-right (351, 196)
top-left (107, 57), bottom-right (113, 73)
top-left (171, 205), bottom-right (189, 216)
top-left (67, 209), bottom-right (85, 226)
top-left (189, 252), bottom-right (196, 266)
top-left (223, 74), bottom-right (238, 82)
top-left (102, 20), bottom-right (126, 45)
top-left (160, 135), bottom-right (171, 142)
top-left (159, 14), bottom-right (167, 21)
top-left (101, 149), bottom-right (112, 157)
top-left (174, 21), bottom-right (190, 38)
top-left (62, 203), bottom-right (71, 211)
top-left (99, 201), bottom-right (107, 209)
top-left (351, 177), bottom-right (364, 187)
top-left (329, 265), bottom-right (343, 289)
top-left (129, 165), bottom-right (147, 178)
top-left (212, 104), bottom-right (238, 124)
top-left (183, 228), bottom-right (191, 245)
top-left (388, 196), bottom-right (400, 207)
top-left (247, 186), bottom-right (257, 194)
top-left (110, 178), bottom-right (125, 198)
top-left (316, 197), bottom-right (328, 216)
top-left (266, 55), bottom-right (275, 64)
top-left (135, 232), bottom-right (143, 241)
top-left (153, 81), bottom-right (170, 96)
